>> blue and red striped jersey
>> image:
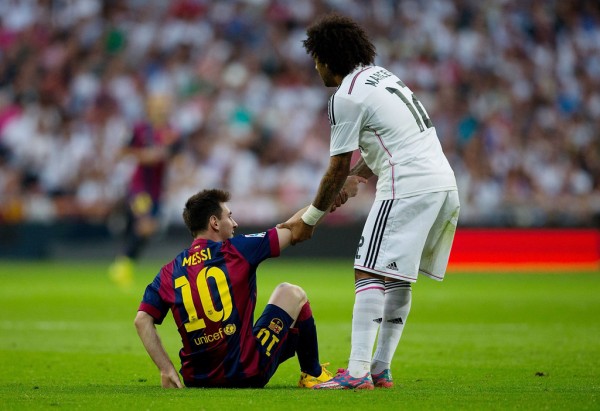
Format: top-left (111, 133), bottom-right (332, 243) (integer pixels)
top-left (128, 122), bottom-right (173, 201)
top-left (138, 228), bottom-right (280, 386)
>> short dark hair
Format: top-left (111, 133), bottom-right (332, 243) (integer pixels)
top-left (182, 189), bottom-right (231, 237)
top-left (303, 13), bottom-right (376, 77)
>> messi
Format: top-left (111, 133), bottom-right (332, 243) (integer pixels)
top-left (182, 248), bottom-right (213, 266)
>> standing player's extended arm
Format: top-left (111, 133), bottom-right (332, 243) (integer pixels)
top-left (312, 152), bottom-right (354, 211)
top-left (279, 152), bottom-right (353, 245)
top-left (134, 311), bottom-right (183, 388)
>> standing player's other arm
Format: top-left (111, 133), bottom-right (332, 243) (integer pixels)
top-left (330, 157), bottom-right (372, 211)
top-left (312, 152), bottom-right (354, 211)
top-left (330, 175), bottom-right (368, 212)
top-left (134, 311), bottom-right (183, 388)
top-left (349, 157), bottom-right (374, 180)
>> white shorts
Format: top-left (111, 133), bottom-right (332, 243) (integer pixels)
top-left (354, 190), bottom-right (460, 282)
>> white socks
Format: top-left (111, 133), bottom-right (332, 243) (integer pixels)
top-left (347, 278), bottom-right (385, 378)
top-left (371, 281), bottom-right (412, 375)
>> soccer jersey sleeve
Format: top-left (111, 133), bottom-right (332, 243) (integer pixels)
top-left (228, 228), bottom-right (280, 266)
top-left (329, 95), bottom-right (363, 156)
top-left (138, 270), bottom-right (170, 324)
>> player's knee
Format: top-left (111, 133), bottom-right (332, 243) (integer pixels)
top-left (275, 282), bottom-right (307, 305)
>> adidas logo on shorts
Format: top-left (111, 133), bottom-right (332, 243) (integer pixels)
top-left (386, 262), bottom-right (398, 271)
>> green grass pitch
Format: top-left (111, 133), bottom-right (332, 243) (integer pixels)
top-left (1, 259), bottom-right (599, 410)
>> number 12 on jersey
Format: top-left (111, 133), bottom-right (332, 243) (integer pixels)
top-left (386, 80), bottom-right (433, 132)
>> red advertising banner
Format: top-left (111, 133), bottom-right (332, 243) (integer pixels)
top-left (448, 229), bottom-right (600, 271)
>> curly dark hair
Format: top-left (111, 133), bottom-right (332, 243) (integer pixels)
top-left (303, 13), bottom-right (376, 77)
top-left (183, 189), bottom-right (230, 237)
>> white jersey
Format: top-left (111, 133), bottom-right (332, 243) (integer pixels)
top-left (328, 65), bottom-right (457, 200)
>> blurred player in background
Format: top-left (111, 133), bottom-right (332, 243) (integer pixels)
top-left (281, 13), bottom-right (460, 389)
top-left (134, 189), bottom-right (334, 388)
top-left (109, 94), bottom-right (180, 288)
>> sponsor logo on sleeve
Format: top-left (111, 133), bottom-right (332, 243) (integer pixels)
top-left (245, 232), bottom-right (266, 238)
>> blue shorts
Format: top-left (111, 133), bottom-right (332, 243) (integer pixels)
top-left (182, 304), bottom-right (298, 389)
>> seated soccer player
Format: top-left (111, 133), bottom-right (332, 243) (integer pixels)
top-left (134, 189), bottom-right (333, 388)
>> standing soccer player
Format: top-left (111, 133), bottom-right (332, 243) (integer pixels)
top-left (109, 95), bottom-right (179, 288)
top-left (281, 13), bottom-right (460, 389)
top-left (134, 189), bottom-right (335, 388)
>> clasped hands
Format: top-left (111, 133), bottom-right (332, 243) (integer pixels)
top-left (278, 175), bottom-right (367, 245)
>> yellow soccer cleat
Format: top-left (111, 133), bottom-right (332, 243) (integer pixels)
top-left (298, 363), bottom-right (334, 388)
top-left (108, 256), bottom-right (134, 289)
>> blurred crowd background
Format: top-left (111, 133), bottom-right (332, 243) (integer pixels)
top-left (1, 0), bottom-right (599, 230)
